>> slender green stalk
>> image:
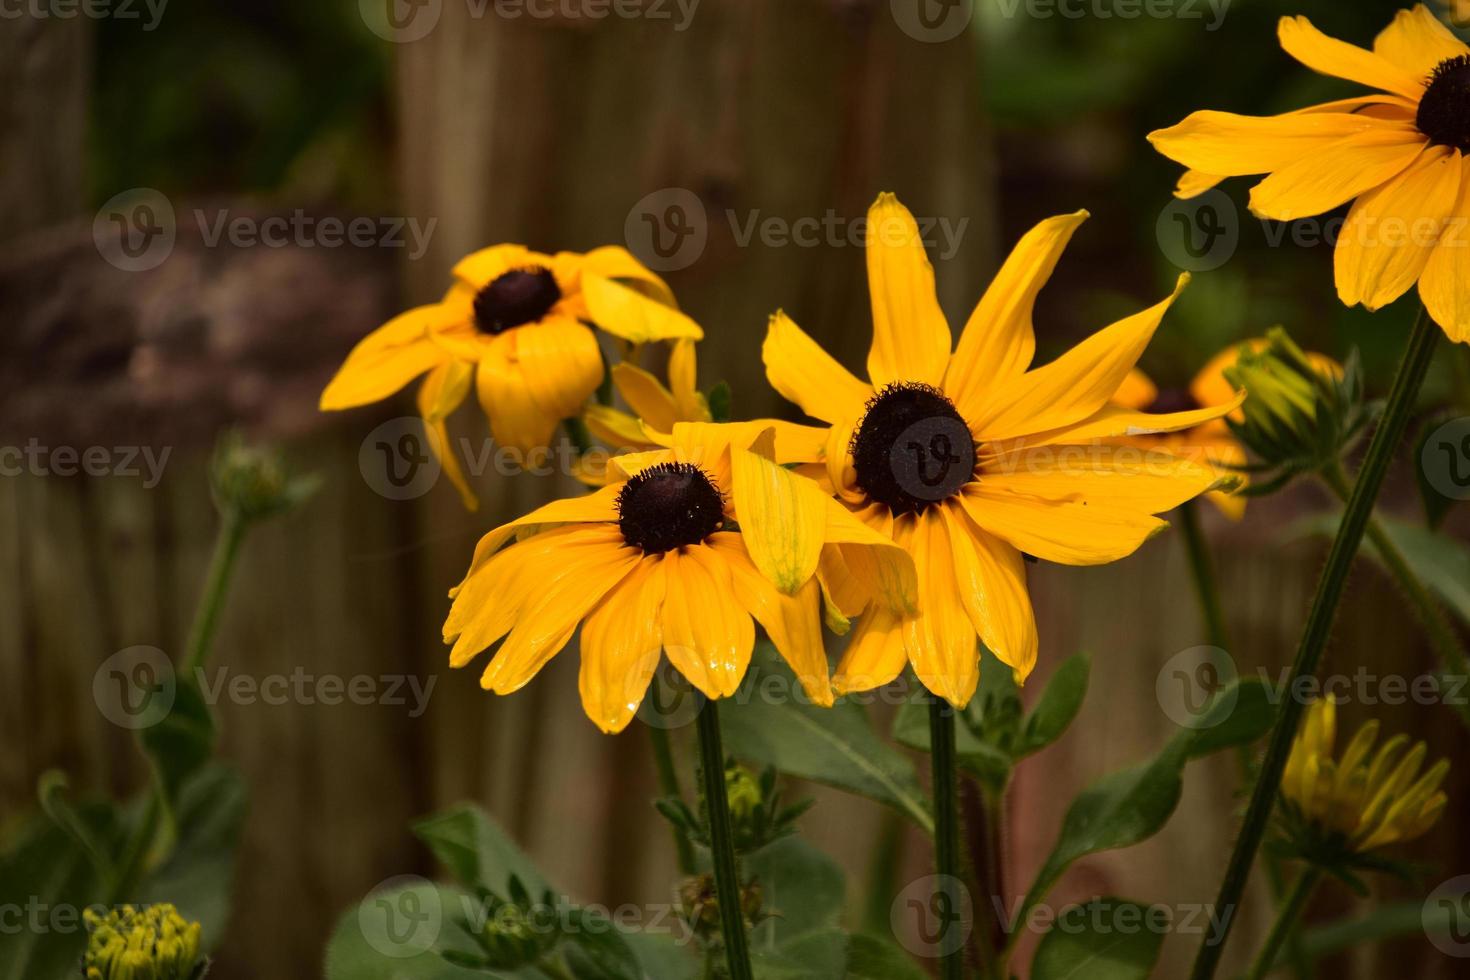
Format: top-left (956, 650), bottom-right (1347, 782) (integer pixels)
top-left (1179, 500), bottom-right (1229, 650)
top-left (649, 677), bottom-right (697, 875)
top-left (183, 513), bottom-right (247, 676)
top-left (1244, 869), bottom-right (1321, 980)
top-left (928, 693), bottom-right (969, 980)
top-left (1189, 306), bottom-right (1440, 980)
top-left (1320, 462), bottom-right (1470, 729)
top-left (695, 700), bottom-right (753, 980)
top-left (864, 811), bottom-right (907, 934)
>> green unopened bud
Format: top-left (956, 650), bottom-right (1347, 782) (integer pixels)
top-left (724, 763), bottom-right (762, 822)
top-left (209, 431), bottom-right (318, 523)
top-left (479, 903), bottom-right (549, 970)
top-left (1223, 327), bottom-right (1364, 493)
top-left (84, 904), bottom-right (204, 980)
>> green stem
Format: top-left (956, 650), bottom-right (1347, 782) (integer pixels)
top-left (695, 700), bottom-right (753, 980)
top-left (183, 512), bottom-right (247, 676)
top-left (928, 693), bottom-right (970, 980)
top-left (864, 811), bottom-right (906, 935)
top-left (1244, 869), bottom-right (1321, 980)
top-left (650, 677), bottom-right (697, 876)
top-left (1188, 305), bottom-right (1440, 980)
top-left (1179, 500), bottom-right (1230, 650)
top-left (1320, 462), bottom-right (1470, 730)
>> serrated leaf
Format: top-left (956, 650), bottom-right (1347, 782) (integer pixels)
top-left (412, 805), bottom-right (549, 896)
top-left (1031, 898), bottom-right (1165, 980)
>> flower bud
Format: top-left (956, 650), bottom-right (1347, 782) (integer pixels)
top-left (208, 431), bottom-right (318, 523)
top-left (84, 904), bottom-right (204, 980)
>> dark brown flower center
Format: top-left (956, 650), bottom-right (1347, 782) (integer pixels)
top-left (1417, 55), bottom-right (1470, 152)
top-left (617, 462), bottom-right (725, 553)
top-left (473, 266), bottom-right (561, 334)
top-left (1145, 388), bottom-right (1200, 414)
top-left (851, 383), bottom-right (976, 515)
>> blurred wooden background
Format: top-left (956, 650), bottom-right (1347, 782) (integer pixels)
top-left (3, 3), bottom-right (1469, 978)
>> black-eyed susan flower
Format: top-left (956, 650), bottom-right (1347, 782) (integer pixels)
top-left (321, 244), bottom-right (701, 508)
top-left (442, 425), bottom-right (914, 733)
top-left (1281, 698), bottom-right (1449, 856)
top-left (1149, 5), bottom-right (1470, 343)
top-left (84, 904), bottom-right (205, 980)
top-left (578, 338), bottom-right (712, 484)
top-left (762, 194), bottom-right (1240, 705)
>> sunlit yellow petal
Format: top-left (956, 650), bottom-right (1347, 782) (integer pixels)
top-left (1149, 110), bottom-right (1410, 178)
top-left (1372, 5), bottom-right (1470, 79)
top-left (579, 244), bottom-right (677, 308)
top-left (833, 604), bottom-right (906, 695)
top-left (1248, 130), bottom-right (1424, 220)
top-left (865, 193), bottom-right (952, 387)
top-left (321, 304), bottom-right (458, 410)
top-left (579, 557), bottom-right (666, 734)
top-left (660, 546), bottom-right (754, 699)
top-left (763, 311), bottom-right (872, 424)
top-left (1113, 369), bottom-right (1158, 411)
top-left (1277, 15), bottom-right (1426, 101)
top-left (452, 243), bottom-right (541, 291)
top-left (730, 446), bottom-right (827, 594)
top-left (1418, 154), bottom-right (1470, 343)
top-left (583, 272), bottom-right (703, 342)
top-left (611, 360), bottom-right (679, 432)
top-left (940, 504), bottom-right (1037, 684)
top-left (902, 511), bottom-right (979, 707)
top-left (417, 361), bottom-right (478, 511)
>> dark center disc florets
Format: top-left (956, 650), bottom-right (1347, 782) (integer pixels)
top-left (1417, 56), bottom-right (1470, 153)
top-left (472, 266), bottom-right (562, 334)
top-left (850, 383), bottom-right (977, 515)
top-left (617, 462), bottom-right (726, 554)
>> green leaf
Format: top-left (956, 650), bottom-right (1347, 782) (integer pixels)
top-left (1297, 513), bottom-right (1470, 626)
top-left (843, 933), bottom-right (928, 980)
top-left (1292, 900), bottom-right (1455, 965)
top-left (1182, 677), bottom-right (1276, 759)
top-left (1031, 898), bottom-right (1165, 980)
top-left (745, 837), bottom-right (845, 946)
top-left (139, 675), bottom-right (218, 824)
top-left (751, 928), bottom-right (847, 979)
top-left (722, 651), bottom-right (932, 833)
top-left (323, 880), bottom-right (522, 979)
top-left (0, 803), bottom-right (124, 980)
top-left (1414, 414), bottom-right (1461, 530)
top-left (707, 381), bottom-right (733, 423)
top-left (412, 805), bottom-right (549, 895)
top-left (618, 931), bottom-right (700, 980)
top-left (561, 909), bottom-right (642, 980)
top-left (1017, 654), bottom-right (1091, 757)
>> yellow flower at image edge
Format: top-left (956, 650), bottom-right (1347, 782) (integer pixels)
top-left (1283, 699), bottom-right (1449, 853)
top-left (442, 425), bottom-right (916, 734)
top-left (320, 244), bottom-right (700, 509)
top-left (762, 193), bottom-right (1241, 706)
top-left (84, 904), bottom-right (204, 980)
top-left (1150, 4), bottom-right (1470, 343)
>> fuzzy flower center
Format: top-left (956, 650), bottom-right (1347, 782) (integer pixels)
top-left (617, 462), bottom-right (725, 553)
top-left (473, 266), bottom-right (562, 334)
top-left (851, 383), bottom-right (976, 515)
top-left (1417, 55), bottom-right (1470, 153)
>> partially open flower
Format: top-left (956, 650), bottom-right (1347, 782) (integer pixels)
top-left (84, 904), bottom-right (205, 980)
top-left (579, 338), bottom-right (712, 484)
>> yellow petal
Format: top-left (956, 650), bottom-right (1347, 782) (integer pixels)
top-left (947, 210), bottom-right (1088, 420)
top-left (1176, 170), bottom-right (1226, 198)
top-left (1336, 146), bottom-right (1462, 312)
top-left (579, 244), bottom-right (677, 308)
top-left (611, 360), bottom-right (679, 432)
top-left (821, 501), bottom-right (918, 614)
top-left (660, 546), bottom-right (755, 699)
top-left (668, 338), bottom-right (709, 421)
top-left (452, 244), bottom-right (541, 291)
top-left (940, 504), bottom-right (1037, 683)
top-left (1277, 15), bottom-right (1426, 101)
top-left (902, 512), bottom-right (979, 707)
top-left (971, 275), bottom-right (1189, 440)
top-left (1372, 5), bottom-right (1470, 79)
top-left (456, 483), bottom-right (624, 582)
top-left (582, 272), bottom-right (703, 343)
top-left (730, 446), bottom-right (828, 594)
top-left (763, 311), bottom-right (872, 424)
top-left (1248, 129), bottom-right (1424, 220)
top-left (833, 604), bottom-right (907, 695)
top-left (417, 362), bottom-right (479, 511)
top-left (446, 526), bottom-right (586, 668)
top-left (709, 535), bottom-right (833, 707)
top-left (1149, 109), bottom-right (1411, 177)
top-left (1014, 389), bottom-right (1246, 449)
top-left (1418, 154), bottom-right (1470, 344)
top-left (1113, 369), bottom-right (1158, 411)
top-left (981, 444), bottom-right (1227, 517)
top-left (321, 304), bottom-right (457, 410)
top-left (865, 193), bottom-right (952, 387)
top-left (476, 319), bottom-right (603, 453)
top-left (579, 557), bottom-right (666, 733)
top-left (584, 404), bottom-right (651, 449)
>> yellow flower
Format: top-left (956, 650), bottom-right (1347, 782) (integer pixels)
top-left (761, 193), bottom-right (1238, 705)
top-left (1442, 0), bottom-right (1470, 29)
top-left (578, 338), bottom-right (712, 484)
top-left (84, 903), bottom-right (203, 980)
top-left (321, 244), bottom-right (700, 508)
top-left (1283, 698), bottom-right (1449, 853)
top-left (442, 426), bottom-right (914, 733)
top-left (1149, 5), bottom-right (1470, 343)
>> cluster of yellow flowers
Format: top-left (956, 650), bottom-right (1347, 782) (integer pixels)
top-left (83, 904), bottom-right (202, 980)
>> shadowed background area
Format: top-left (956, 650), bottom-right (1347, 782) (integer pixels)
top-left (3, 1), bottom-right (1469, 977)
